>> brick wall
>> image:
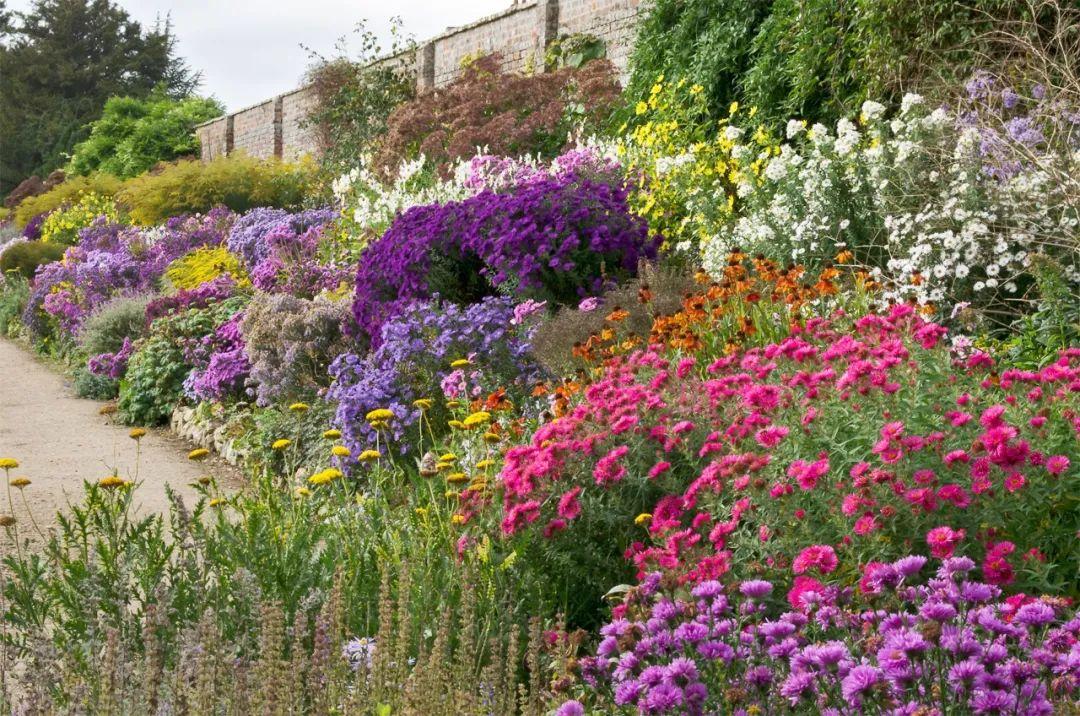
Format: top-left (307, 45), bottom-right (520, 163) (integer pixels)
top-left (195, 0), bottom-right (647, 162)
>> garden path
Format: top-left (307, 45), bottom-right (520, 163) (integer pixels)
top-left (0, 338), bottom-right (240, 550)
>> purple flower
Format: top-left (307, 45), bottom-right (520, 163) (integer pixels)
top-left (1015, 602), bottom-right (1055, 627)
top-left (892, 555), bottom-right (928, 578)
top-left (663, 657), bottom-right (699, 685)
top-left (642, 682), bottom-right (683, 712)
top-left (554, 700), bottom-right (584, 716)
top-left (779, 671), bottom-right (815, 704)
top-left (740, 580), bottom-right (774, 599)
top-left (578, 297), bottom-right (601, 312)
top-left (840, 664), bottom-right (883, 703)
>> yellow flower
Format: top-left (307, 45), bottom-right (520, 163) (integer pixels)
top-left (308, 468), bottom-right (344, 485)
top-left (323, 429), bottom-right (342, 439)
top-left (446, 472), bottom-right (469, 484)
top-left (635, 101), bottom-right (649, 115)
top-left (197, 476), bottom-right (213, 486)
top-left (0, 515), bottom-right (15, 527)
top-left (482, 432), bottom-right (501, 443)
top-left (436, 461), bottom-right (454, 472)
top-left (462, 411), bottom-right (491, 429)
top-left (289, 402), bottom-right (310, 413)
top-left (331, 445), bottom-right (351, 458)
top-left (272, 439), bottom-right (292, 451)
top-left (729, 101), bottom-right (739, 115)
top-left (439, 453), bottom-right (457, 462)
top-left (450, 358), bottom-right (471, 369)
top-left (0, 458), bottom-right (19, 470)
top-left (412, 398), bottom-right (433, 411)
top-left (635, 513), bottom-right (652, 526)
top-left (209, 498), bottom-right (226, 507)
top-left (294, 487), bottom-right (311, 498)
top-left (414, 507), bottom-right (428, 518)
top-left (451, 514), bottom-right (466, 525)
top-left (690, 84), bottom-right (704, 95)
top-left (10, 477), bottom-right (31, 488)
top-left (444, 490), bottom-right (459, 499)
top-left (129, 428), bottom-right (147, 440)
top-left (187, 448), bottom-right (210, 461)
top-left (99, 404), bottom-right (117, 415)
top-left (448, 420), bottom-right (465, 430)
top-left (475, 459), bottom-right (495, 470)
top-left (357, 449), bottom-right (381, 462)
top-left (446, 400), bottom-right (463, 409)
top-left (365, 408), bottom-right (394, 423)
top-left (369, 419), bottom-right (389, 431)
top-left (99, 475), bottom-right (128, 489)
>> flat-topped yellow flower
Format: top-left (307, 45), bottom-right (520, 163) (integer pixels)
top-left (129, 428), bottom-right (147, 440)
top-left (10, 477), bottom-right (31, 488)
top-left (450, 358), bottom-right (471, 368)
top-left (99, 404), bottom-right (117, 415)
top-left (448, 420), bottom-right (465, 430)
top-left (323, 429), bottom-right (342, 440)
top-left (446, 472), bottom-right (468, 484)
top-left (209, 498), bottom-right (226, 507)
top-left (187, 448), bottom-right (210, 461)
top-left (451, 514), bottom-right (466, 525)
top-left (331, 445), bottom-right (351, 458)
top-left (444, 490), bottom-right (459, 499)
top-left (357, 449), bottom-right (381, 462)
top-left (413, 398), bottom-right (433, 411)
top-left (482, 432), bottom-right (501, 443)
top-left (365, 408), bottom-right (394, 423)
top-left (475, 459), bottom-right (495, 470)
top-left (435, 461), bottom-right (454, 472)
top-left (439, 453), bottom-right (457, 462)
top-left (294, 487), bottom-right (311, 497)
top-left (446, 400), bottom-right (462, 409)
top-left (272, 439), bottom-right (292, 451)
top-left (289, 402), bottom-right (310, 413)
top-left (99, 475), bottom-right (128, 489)
top-left (0, 458), bottom-right (19, 470)
top-left (308, 467), bottom-right (344, 485)
top-left (635, 513), bottom-right (652, 526)
top-left (462, 411), bottom-right (491, 429)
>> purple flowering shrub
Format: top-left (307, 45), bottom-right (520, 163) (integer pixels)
top-left (226, 206), bottom-right (337, 268)
top-left (351, 167), bottom-right (657, 341)
top-left (144, 276), bottom-right (239, 325)
top-left (563, 556), bottom-right (1080, 715)
top-left (183, 311), bottom-right (251, 402)
top-left (329, 296), bottom-right (546, 458)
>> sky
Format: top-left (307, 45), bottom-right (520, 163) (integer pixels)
top-left (7, 0), bottom-right (511, 111)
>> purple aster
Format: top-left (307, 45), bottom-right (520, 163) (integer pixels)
top-left (744, 665), bottom-right (774, 688)
top-left (554, 700), bottom-right (584, 716)
top-left (697, 640), bottom-right (735, 662)
top-left (920, 601), bottom-right (958, 622)
top-left (642, 682), bottom-right (683, 712)
top-left (613, 679), bottom-right (643, 706)
top-left (639, 665), bottom-right (667, 688)
top-left (673, 621), bottom-right (708, 644)
top-left (840, 664), bottom-right (883, 703)
top-left (970, 688), bottom-right (1016, 713)
top-left (961, 582), bottom-right (995, 603)
top-left (663, 657), bottom-right (699, 685)
top-left (779, 671), bottom-right (816, 704)
top-left (691, 580), bottom-right (724, 599)
top-left (939, 556), bottom-right (976, 578)
top-left (740, 580), bottom-right (774, 599)
top-left (1015, 602), bottom-right (1056, 627)
top-left (948, 659), bottom-right (985, 690)
top-left (892, 555), bottom-right (928, 578)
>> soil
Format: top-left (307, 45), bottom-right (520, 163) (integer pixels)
top-left (0, 338), bottom-right (242, 550)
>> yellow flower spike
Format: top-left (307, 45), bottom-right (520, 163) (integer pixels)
top-left (635, 513), bottom-right (653, 526)
top-left (322, 429), bottom-right (342, 440)
top-left (462, 411), bottom-right (491, 429)
top-left (0, 458), bottom-right (19, 470)
top-left (99, 475), bottom-right (128, 489)
top-left (446, 472), bottom-right (469, 484)
top-left (412, 398), bottom-right (433, 411)
top-left (209, 498), bottom-right (226, 508)
top-left (331, 445), bottom-right (351, 458)
top-left (289, 402), bottom-right (310, 413)
top-left (187, 448), bottom-right (210, 461)
top-left (294, 487), bottom-right (311, 498)
top-left (10, 477), bottom-right (31, 488)
top-left (365, 408), bottom-right (394, 423)
top-left (448, 420), bottom-right (465, 430)
top-left (272, 439), bottom-right (292, 451)
top-left (450, 514), bottom-right (466, 526)
top-left (129, 428), bottom-right (147, 440)
top-left (0, 515), bottom-right (15, 527)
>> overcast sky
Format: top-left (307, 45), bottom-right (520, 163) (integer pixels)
top-left (7, 0), bottom-right (511, 111)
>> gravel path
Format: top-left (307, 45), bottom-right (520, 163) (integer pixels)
top-left (0, 338), bottom-right (240, 549)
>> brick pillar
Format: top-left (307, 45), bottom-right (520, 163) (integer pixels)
top-left (418, 42), bottom-right (436, 92)
top-left (225, 115), bottom-right (235, 156)
top-left (538, 0), bottom-right (560, 71)
top-left (273, 96), bottom-right (284, 158)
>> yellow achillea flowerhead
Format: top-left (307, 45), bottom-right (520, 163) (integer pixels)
top-left (187, 448), bottom-right (210, 461)
top-left (0, 458), bottom-right (19, 470)
top-left (0, 515), bottom-right (15, 527)
top-left (635, 513), bottom-right (653, 526)
top-left (475, 459), bottom-right (495, 470)
top-left (444, 490), bottom-right (459, 499)
top-left (294, 487), bottom-right (311, 498)
top-left (467, 480), bottom-right (487, 492)
top-left (10, 477), bottom-right (31, 488)
top-left (482, 432), bottom-right (501, 443)
top-left (331, 445), bottom-right (351, 458)
top-left (451, 514), bottom-right (466, 525)
top-left (99, 475), bottom-right (128, 489)
top-left (365, 408), bottom-right (394, 423)
top-left (272, 439), bottom-right (292, 451)
top-left (439, 453), bottom-right (457, 462)
top-left (323, 429), bottom-right (342, 440)
top-left (446, 472), bottom-right (468, 484)
top-left (450, 358), bottom-right (471, 368)
top-left (308, 468), bottom-right (344, 485)
top-left (435, 461), bottom-right (454, 472)
top-left (413, 398), bottom-right (433, 410)
top-left (448, 420), bottom-right (465, 430)
top-left (462, 411), bottom-right (491, 429)
top-left (414, 507), bottom-right (428, 518)
top-left (209, 498), bottom-right (226, 507)
top-left (357, 449), bottom-right (380, 462)
top-left (99, 404), bottom-right (118, 415)
top-left (446, 400), bottom-right (462, 409)
top-left (289, 402), bottom-right (310, 413)
top-left (129, 428), bottom-right (147, 440)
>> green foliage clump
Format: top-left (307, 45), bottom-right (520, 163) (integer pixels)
top-left (0, 241), bottom-right (67, 280)
top-left (73, 365), bottom-right (119, 400)
top-left (626, 0), bottom-right (1030, 125)
top-left (77, 294), bottom-right (152, 357)
top-left (119, 296), bottom-right (245, 425)
top-left (118, 155), bottom-right (316, 226)
top-left (68, 94), bottom-right (223, 179)
top-left (13, 174), bottom-right (123, 227)
top-left (0, 276), bottom-right (31, 336)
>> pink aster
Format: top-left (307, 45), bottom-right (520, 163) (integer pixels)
top-left (792, 544), bottom-right (839, 575)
